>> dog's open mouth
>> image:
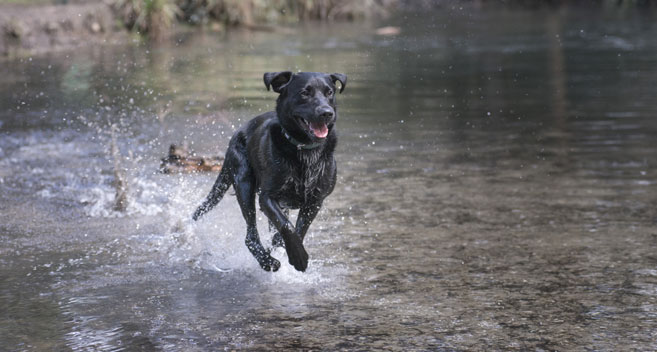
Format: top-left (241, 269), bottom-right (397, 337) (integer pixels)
top-left (298, 117), bottom-right (329, 139)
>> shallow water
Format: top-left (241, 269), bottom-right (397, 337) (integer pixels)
top-left (2, 6), bottom-right (657, 351)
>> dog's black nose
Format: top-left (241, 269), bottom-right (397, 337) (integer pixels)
top-left (317, 106), bottom-right (334, 120)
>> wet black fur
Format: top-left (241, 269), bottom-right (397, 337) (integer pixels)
top-left (192, 71), bottom-right (347, 272)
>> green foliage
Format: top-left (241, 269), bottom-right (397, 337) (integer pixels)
top-left (175, 0), bottom-right (397, 26)
top-left (112, 0), bottom-right (178, 40)
top-left (110, 0), bottom-right (396, 39)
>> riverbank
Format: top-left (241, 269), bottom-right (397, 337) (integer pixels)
top-left (3, 0), bottom-right (655, 58)
top-left (0, 0), bottom-right (399, 58)
top-left (0, 2), bottom-right (128, 57)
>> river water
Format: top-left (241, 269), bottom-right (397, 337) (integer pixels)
top-left (1, 6), bottom-right (657, 351)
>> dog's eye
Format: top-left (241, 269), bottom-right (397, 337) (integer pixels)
top-left (326, 89), bottom-right (334, 97)
top-left (300, 89), bottom-right (311, 98)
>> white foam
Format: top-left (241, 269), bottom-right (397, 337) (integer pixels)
top-left (37, 188), bottom-right (55, 199)
top-left (159, 182), bottom-right (344, 289)
top-left (78, 177), bottom-right (167, 218)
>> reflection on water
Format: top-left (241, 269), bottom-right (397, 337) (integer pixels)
top-left (2, 6), bottom-right (657, 351)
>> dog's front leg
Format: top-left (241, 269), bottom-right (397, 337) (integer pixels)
top-left (259, 194), bottom-right (309, 271)
top-left (271, 203), bottom-right (319, 247)
top-left (296, 202), bottom-right (322, 242)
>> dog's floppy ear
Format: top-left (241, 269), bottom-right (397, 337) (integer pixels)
top-left (330, 73), bottom-right (347, 94)
top-left (264, 71), bottom-right (293, 93)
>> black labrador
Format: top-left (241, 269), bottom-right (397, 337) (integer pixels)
top-left (192, 71), bottom-right (347, 272)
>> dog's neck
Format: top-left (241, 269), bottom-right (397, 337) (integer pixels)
top-left (281, 128), bottom-right (323, 151)
top-left (275, 123), bottom-right (335, 169)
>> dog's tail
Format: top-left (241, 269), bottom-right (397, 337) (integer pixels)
top-left (192, 167), bottom-right (232, 221)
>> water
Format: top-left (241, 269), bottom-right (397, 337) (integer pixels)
top-left (2, 6), bottom-right (657, 351)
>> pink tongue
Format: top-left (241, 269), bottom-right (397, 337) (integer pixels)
top-left (309, 121), bottom-right (329, 138)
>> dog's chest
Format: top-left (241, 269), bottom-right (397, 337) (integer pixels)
top-left (274, 162), bottom-right (326, 208)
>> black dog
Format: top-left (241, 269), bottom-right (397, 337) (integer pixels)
top-left (192, 71), bottom-right (347, 272)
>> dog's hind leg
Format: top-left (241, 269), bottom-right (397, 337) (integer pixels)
top-left (192, 166), bottom-right (232, 221)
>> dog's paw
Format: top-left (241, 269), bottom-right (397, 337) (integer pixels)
top-left (271, 232), bottom-right (284, 248)
top-left (259, 256), bottom-right (281, 272)
top-left (292, 252), bottom-right (308, 272)
top-left (285, 241), bottom-right (309, 272)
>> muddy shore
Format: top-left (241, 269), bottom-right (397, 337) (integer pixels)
top-left (0, 2), bottom-right (127, 57)
top-left (0, 0), bottom-right (398, 58)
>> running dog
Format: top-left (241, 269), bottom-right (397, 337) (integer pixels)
top-left (192, 71), bottom-right (347, 272)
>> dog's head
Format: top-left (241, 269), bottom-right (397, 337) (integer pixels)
top-left (264, 71), bottom-right (347, 143)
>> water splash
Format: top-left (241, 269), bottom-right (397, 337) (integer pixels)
top-left (110, 124), bottom-right (128, 212)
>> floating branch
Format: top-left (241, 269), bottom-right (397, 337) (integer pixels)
top-left (160, 144), bottom-right (224, 174)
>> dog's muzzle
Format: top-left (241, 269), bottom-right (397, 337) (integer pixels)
top-left (306, 106), bottom-right (334, 139)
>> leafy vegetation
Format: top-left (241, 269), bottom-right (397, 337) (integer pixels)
top-left (175, 0), bottom-right (397, 26)
top-left (112, 0), bottom-right (179, 41)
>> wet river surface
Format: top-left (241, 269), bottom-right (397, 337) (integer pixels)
top-left (2, 6), bottom-right (657, 351)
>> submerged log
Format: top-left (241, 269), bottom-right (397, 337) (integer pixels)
top-left (160, 144), bottom-right (224, 174)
